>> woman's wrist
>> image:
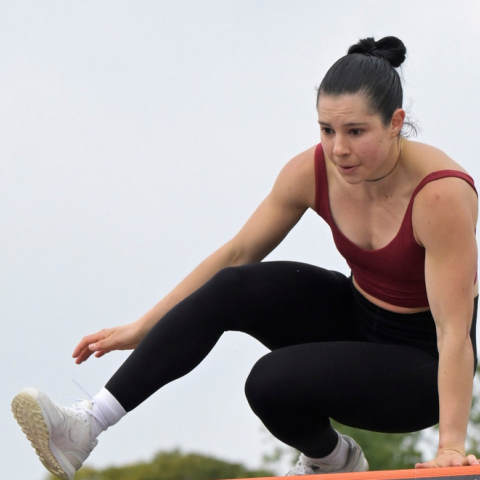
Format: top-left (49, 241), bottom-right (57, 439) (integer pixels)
top-left (438, 434), bottom-right (466, 457)
top-left (437, 447), bottom-right (466, 457)
top-left (135, 315), bottom-right (158, 337)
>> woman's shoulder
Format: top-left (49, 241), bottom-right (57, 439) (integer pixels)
top-left (271, 145), bottom-right (318, 210)
top-left (405, 141), bottom-right (476, 206)
top-left (286, 144), bottom-right (317, 170)
top-left (406, 140), bottom-right (470, 176)
top-left (409, 141), bottom-right (477, 235)
top-left (277, 145), bottom-right (317, 185)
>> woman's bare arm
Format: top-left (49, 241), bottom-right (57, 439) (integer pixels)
top-left (413, 177), bottom-right (479, 468)
top-left (73, 146), bottom-right (316, 363)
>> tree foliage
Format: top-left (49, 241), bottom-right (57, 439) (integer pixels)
top-left (44, 449), bottom-right (273, 480)
top-left (45, 367), bottom-right (480, 479)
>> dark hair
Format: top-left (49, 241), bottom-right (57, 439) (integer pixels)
top-left (317, 36), bottom-right (410, 131)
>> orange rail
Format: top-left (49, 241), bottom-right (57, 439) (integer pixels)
top-left (233, 466), bottom-right (480, 480)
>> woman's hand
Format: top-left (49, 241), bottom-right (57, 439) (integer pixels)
top-left (72, 321), bottom-right (147, 364)
top-left (415, 449), bottom-right (479, 468)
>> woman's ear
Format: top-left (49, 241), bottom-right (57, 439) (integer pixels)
top-left (390, 108), bottom-right (406, 137)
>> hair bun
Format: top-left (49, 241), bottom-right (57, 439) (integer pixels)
top-left (348, 36), bottom-right (406, 68)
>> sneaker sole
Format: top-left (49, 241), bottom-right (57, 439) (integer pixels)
top-left (12, 390), bottom-right (71, 480)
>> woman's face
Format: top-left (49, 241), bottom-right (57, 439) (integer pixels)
top-left (317, 93), bottom-right (403, 184)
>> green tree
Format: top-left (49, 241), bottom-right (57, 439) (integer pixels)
top-left (44, 366), bottom-right (480, 479)
top-left (44, 449), bottom-right (274, 480)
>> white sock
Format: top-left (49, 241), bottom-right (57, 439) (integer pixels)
top-left (89, 388), bottom-right (127, 441)
top-left (303, 432), bottom-right (350, 470)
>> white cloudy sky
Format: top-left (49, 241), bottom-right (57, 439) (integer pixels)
top-left (2, 1), bottom-right (480, 479)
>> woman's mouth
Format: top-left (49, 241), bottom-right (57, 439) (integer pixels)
top-left (337, 164), bottom-right (359, 174)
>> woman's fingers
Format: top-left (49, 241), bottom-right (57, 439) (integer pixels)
top-left (415, 461), bottom-right (436, 469)
top-left (74, 346), bottom-right (95, 364)
top-left (416, 453), bottom-right (479, 469)
top-left (72, 323), bottom-right (144, 363)
top-left (73, 331), bottom-right (106, 357)
top-left (72, 329), bottom-right (113, 362)
top-left (465, 454), bottom-right (479, 466)
top-left (72, 324), bottom-right (142, 363)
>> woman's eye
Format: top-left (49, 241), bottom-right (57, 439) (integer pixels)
top-left (322, 128), bottom-right (333, 135)
top-left (350, 129), bottom-right (362, 136)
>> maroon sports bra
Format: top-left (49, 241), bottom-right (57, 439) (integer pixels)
top-left (314, 143), bottom-right (477, 308)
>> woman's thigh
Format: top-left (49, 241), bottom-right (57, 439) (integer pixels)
top-left (214, 261), bottom-right (360, 349)
top-left (246, 341), bottom-right (439, 433)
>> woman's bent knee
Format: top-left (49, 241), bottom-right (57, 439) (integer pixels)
top-left (245, 353), bottom-right (283, 415)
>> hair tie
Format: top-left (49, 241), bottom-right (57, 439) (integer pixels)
top-left (366, 46), bottom-right (377, 54)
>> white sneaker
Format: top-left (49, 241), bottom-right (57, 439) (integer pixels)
top-left (11, 387), bottom-right (102, 480)
top-left (286, 436), bottom-right (369, 476)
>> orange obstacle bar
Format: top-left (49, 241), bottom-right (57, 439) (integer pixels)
top-left (305, 465), bottom-right (480, 480)
top-left (230, 466), bottom-right (480, 480)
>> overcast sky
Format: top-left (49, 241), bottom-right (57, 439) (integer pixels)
top-left (2, 1), bottom-right (480, 479)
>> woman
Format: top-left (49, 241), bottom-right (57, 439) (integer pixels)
top-left (12, 36), bottom-right (480, 480)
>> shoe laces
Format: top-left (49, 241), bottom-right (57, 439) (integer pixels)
top-left (287, 458), bottom-right (332, 475)
top-left (67, 380), bottom-right (108, 431)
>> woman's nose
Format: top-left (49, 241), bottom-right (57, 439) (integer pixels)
top-left (333, 137), bottom-right (350, 157)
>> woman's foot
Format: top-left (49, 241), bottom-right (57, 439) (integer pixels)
top-left (286, 435), bottom-right (369, 476)
top-left (12, 388), bottom-right (102, 480)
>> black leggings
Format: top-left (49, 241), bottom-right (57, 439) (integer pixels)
top-left (105, 262), bottom-right (478, 457)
